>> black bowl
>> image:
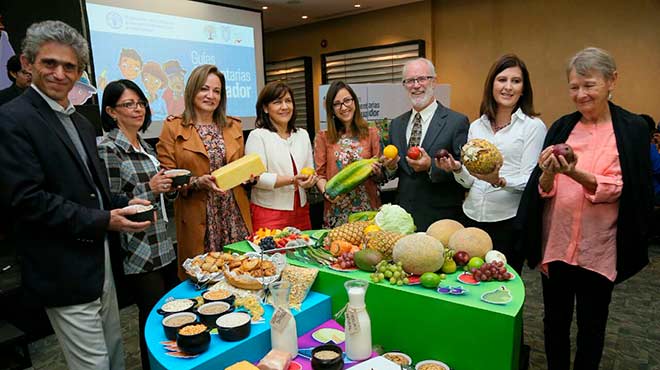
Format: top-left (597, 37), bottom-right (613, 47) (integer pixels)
top-left (311, 344), bottom-right (344, 370)
top-left (162, 312), bottom-right (198, 341)
top-left (195, 301), bottom-right (234, 328)
top-left (216, 312), bottom-right (251, 342)
top-left (157, 299), bottom-right (196, 316)
top-left (202, 289), bottom-right (235, 305)
top-left (165, 169), bottom-right (192, 188)
top-left (125, 204), bottom-right (155, 222)
top-left (176, 323), bottom-right (210, 355)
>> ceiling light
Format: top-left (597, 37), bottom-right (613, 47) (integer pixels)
top-left (262, 6), bottom-right (268, 10)
top-left (301, 15), bottom-right (308, 19)
top-left (354, 4), bottom-right (361, 8)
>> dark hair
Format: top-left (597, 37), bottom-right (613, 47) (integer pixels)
top-left (6, 55), bottom-right (20, 82)
top-left (480, 54), bottom-right (539, 122)
top-left (101, 79), bottom-right (152, 133)
top-left (324, 81), bottom-right (368, 144)
top-left (141, 61), bottom-right (167, 90)
top-left (119, 48), bottom-right (142, 66)
top-left (182, 64), bottom-right (227, 128)
top-left (255, 81), bottom-right (297, 133)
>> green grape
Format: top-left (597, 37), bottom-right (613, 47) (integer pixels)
top-left (384, 271), bottom-right (393, 278)
top-left (403, 277), bottom-right (409, 284)
top-left (439, 273), bottom-right (446, 279)
top-left (397, 280), bottom-right (404, 286)
top-left (378, 273), bottom-right (385, 280)
top-left (396, 261), bottom-right (403, 267)
top-left (379, 265), bottom-right (387, 273)
top-left (393, 271), bottom-right (401, 279)
top-left (389, 277), bottom-right (396, 284)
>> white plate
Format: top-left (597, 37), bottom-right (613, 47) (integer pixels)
top-left (349, 356), bottom-right (404, 370)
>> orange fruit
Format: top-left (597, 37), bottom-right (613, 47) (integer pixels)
top-left (300, 167), bottom-right (315, 176)
top-left (383, 145), bottom-right (398, 159)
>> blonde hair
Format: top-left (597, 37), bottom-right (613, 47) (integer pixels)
top-left (182, 64), bottom-right (227, 127)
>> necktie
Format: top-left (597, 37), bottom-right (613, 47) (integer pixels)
top-left (409, 112), bottom-right (422, 147)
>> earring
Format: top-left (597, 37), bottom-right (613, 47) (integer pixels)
top-left (608, 91), bottom-right (613, 100)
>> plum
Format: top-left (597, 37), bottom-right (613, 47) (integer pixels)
top-left (552, 143), bottom-right (576, 163)
top-left (453, 251), bottom-right (470, 266)
top-left (435, 148), bottom-right (450, 160)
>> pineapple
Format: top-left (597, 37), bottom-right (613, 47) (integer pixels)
top-left (461, 138), bottom-right (503, 175)
top-left (327, 221), bottom-right (370, 246)
top-left (365, 230), bottom-right (405, 260)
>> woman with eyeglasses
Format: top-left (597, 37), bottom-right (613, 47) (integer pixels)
top-left (157, 64), bottom-right (252, 279)
top-left (314, 81), bottom-right (382, 228)
top-left (246, 81), bottom-right (317, 231)
top-left (97, 79), bottom-right (177, 370)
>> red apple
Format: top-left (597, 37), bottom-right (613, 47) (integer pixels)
top-left (435, 148), bottom-right (450, 160)
top-left (552, 143), bottom-right (576, 163)
top-left (407, 146), bottom-right (422, 160)
top-left (453, 251), bottom-right (470, 266)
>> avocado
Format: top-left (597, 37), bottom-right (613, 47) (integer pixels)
top-left (354, 249), bottom-right (384, 272)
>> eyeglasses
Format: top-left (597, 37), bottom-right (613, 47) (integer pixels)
top-left (332, 97), bottom-right (354, 109)
top-left (402, 75), bottom-right (435, 87)
top-left (115, 101), bottom-right (148, 110)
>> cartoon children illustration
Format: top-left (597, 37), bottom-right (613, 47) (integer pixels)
top-left (141, 61), bottom-right (168, 121)
top-left (97, 48), bottom-right (143, 90)
top-left (162, 60), bottom-right (186, 116)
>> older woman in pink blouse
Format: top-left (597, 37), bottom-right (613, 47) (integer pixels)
top-left (518, 47), bottom-right (652, 370)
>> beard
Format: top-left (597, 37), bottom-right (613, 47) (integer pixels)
top-left (409, 87), bottom-right (434, 110)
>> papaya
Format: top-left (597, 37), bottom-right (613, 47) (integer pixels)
top-left (348, 210), bottom-right (378, 223)
top-left (325, 158), bottom-right (379, 198)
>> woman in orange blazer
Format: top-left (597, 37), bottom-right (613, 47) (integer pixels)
top-left (157, 64), bottom-right (252, 279)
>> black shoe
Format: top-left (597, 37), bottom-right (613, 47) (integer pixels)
top-left (519, 344), bottom-right (531, 370)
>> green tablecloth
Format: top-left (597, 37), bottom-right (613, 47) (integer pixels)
top-left (227, 240), bottom-right (524, 370)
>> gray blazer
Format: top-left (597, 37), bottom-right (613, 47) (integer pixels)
top-left (387, 101), bottom-right (469, 231)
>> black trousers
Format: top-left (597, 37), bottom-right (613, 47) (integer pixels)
top-left (541, 262), bottom-right (614, 370)
top-left (463, 216), bottom-right (523, 274)
top-left (126, 262), bottom-right (179, 370)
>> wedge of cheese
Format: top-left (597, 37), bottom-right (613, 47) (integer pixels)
top-left (225, 361), bottom-right (259, 370)
top-left (212, 153), bottom-right (266, 191)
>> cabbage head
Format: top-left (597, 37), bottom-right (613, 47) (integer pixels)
top-left (374, 204), bottom-right (416, 234)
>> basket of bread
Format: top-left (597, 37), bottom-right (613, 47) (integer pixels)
top-left (222, 252), bottom-right (286, 290)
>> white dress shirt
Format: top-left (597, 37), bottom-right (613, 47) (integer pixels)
top-left (454, 108), bottom-right (546, 222)
top-left (245, 127), bottom-right (314, 210)
top-left (405, 100), bottom-right (438, 145)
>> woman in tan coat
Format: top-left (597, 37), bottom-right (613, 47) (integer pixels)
top-left (157, 64), bottom-right (252, 279)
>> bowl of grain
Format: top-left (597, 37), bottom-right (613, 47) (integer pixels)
top-left (216, 312), bottom-right (251, 341)
top-left (162, 312), bottom-right (198, 340)
top-left (165, 169), bottom-right (192, 188)
top-left (311, 344), bottom-right (344, 370)
top-left (383, 352), bottom-right (412, 366)
top-left (202, 289), bottom-right (235, 305)
top-left (157, 298), bottom-right (196, 316)
top-left (176, 323), bottom-right (210, 354)
top-left (415, 360), bottom-right (451, 370)
top-left (195, 301), bottom-right (234, 328)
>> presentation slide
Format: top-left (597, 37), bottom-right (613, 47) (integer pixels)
top-left (84, 0), bottom-right (264, 136)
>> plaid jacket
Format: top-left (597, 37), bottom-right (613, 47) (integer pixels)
top-left (98, 129), bottom-right (176, 274)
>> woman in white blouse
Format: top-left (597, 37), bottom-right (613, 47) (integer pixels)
top-left (245, 81), bottom-right (317, 230)
top-left (436, 54), bottom-right (546, 273)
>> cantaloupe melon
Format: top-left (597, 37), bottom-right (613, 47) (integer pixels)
top-left (392, 233), bottom-right (444, 275)
top-left (426, 219), bottom-right (464, 246)
top-left (448, 227), bottom-right (493, 259)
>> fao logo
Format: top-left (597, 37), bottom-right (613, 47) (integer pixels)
top-left (106, 12), bottom-right (123, 29)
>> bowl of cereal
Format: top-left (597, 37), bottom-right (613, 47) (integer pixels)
top-left (415, 360), bottom-right (451, 370)
top-left (176, 323), bottom-right (210, 354)
top-left (157, 299), bottom-right (196, 316)
top-left (195, 301), bottom-right (233, 328)
top-left (383, 352), bottom-right (412, 366)
top-left (162, 312), bottom-right (198, 340)
top-left (311, 344), bottom-right (344, 370)
top-left (216, 312), bottom-right (251, 341)
top-left (202, 289), bottom-right (235, 305)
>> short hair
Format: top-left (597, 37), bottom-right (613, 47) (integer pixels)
top-left (101, 79), bottom-right (152, 133)
top-left (255, 81), bottom-right (297, 134)
top-left (119, 48), bottom-right (142, 66)
top-left (21, 20), bottom-right (89, 70)
top-left (141, 61), bottom-right (167, 89)
top-left (480, 54), bottom-right (539, 122)
top-left (324, 80), bottom-right (368, 144)
top-left (402, 57), bottom-right (436, 78)
top-left (567, 47), bottom-right (617, 81)
top-left (182, 64), bottom-right (227, 128)
top-left (6, 55), bottom-right (21, 82)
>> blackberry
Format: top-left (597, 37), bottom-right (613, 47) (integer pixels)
top-left (259, 236), bottom-right (276, 251)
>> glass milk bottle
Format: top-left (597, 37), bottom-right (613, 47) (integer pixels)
top-left (269, 281), bottom-right (298, 358)
top-left (344, 279), bottom-right (372, 361)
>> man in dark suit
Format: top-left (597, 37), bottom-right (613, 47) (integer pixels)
top-left (0, 21), bottom-right (151, 370)
top-left (383, 58), bottom-right (469, 231)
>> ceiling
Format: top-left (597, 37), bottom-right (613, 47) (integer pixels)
top-left (210, 0), bottom-right (423, 32)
